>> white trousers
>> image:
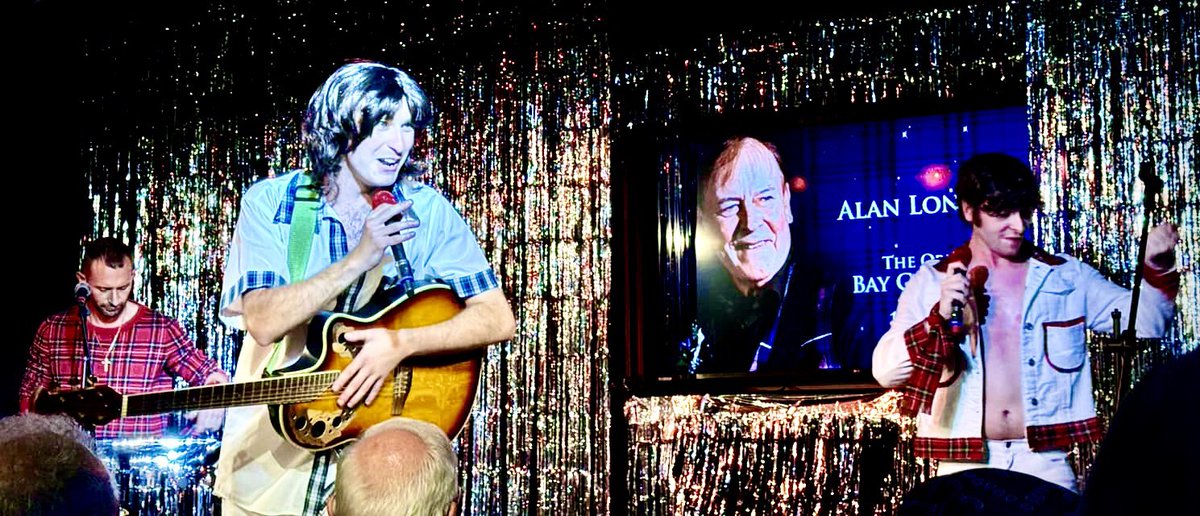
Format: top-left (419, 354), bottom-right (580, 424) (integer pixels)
top-left (936, 439), bottom-right (1079, 493)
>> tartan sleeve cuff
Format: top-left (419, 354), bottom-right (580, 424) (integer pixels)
top-left (222, 271), bottom-right (287, 309)
top-left (444, 269), bottom-right (500, 299)
top-left (908, 310), bottom-right (947, 359)
top-left (1143, 264), bottom-right (1180, 300)
top-left (197, 360), bottom-right (224, 383)
top-left (899, 312), bottom-right (951, 416)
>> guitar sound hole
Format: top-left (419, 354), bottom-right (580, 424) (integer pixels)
top-left (311, 421), bottom-right (326, 437)
top-left (293, 416), bottom-right (308, 430)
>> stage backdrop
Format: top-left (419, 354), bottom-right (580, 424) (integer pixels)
top-left (66, 1), bottom-right (610, 514)
top-left (31, 0), bottom-right (1196, 514)
top-left (613, 0), bottom-right (1197, 513)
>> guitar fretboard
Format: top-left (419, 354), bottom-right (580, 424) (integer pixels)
top-left (124, 371), bottom-right (341, 416)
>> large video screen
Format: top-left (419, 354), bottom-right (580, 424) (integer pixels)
top-left (618, 104), bottom-right (1030, 391)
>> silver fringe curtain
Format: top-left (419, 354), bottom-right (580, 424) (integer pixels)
top-left (79, 2), bottom-right (610, 514)
top-left (617, 0), bottom-right (1197, 513)
top-left (70, 0), bottom-right (1197, 513)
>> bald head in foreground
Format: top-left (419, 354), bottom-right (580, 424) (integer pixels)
top-left (330, 417), bottom-right (459, 516)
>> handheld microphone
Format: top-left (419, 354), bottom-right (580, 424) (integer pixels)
top-left (947, 269), bottom-right (967, 338)
top-left (947, 267), bottom-right (990, 338)
top-left (371, 189), bottom-right (402, 217)
top-left (370, 190), bottom-right (404, 249)
top-left (370, 190), bottom-right (416, 291)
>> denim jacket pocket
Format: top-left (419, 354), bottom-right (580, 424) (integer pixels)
top-left (1043, 317), bottom-right (1086, 372)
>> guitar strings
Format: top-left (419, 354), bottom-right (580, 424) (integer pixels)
top-left (128, 372), bottom-right (409, 412)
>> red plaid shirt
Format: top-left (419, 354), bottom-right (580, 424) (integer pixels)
top-left (19, 303), bottom-right (223, 438)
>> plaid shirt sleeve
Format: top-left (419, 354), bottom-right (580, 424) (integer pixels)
top-left (413, 187), bottom-right (500, 299)
top-left (18, 321), bottom-right (54, 411)
top-left (874, 264), bottom-right (958, 417)
top-left (220, 179), bottom-right (291, 330)
top-left (898, 309), bottom-right (955, 417)
top-left (160, 316), bottom-right (223, 385)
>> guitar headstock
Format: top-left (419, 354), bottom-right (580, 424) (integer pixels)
top-left (32, 385), bottom-right (123, 427)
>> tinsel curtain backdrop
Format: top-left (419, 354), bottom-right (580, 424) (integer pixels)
top-left (615, 0), bottom-right (1195, 514)
top-left (44, 0), bottom-right (1197, 514)
top-left (74, 2), bottom-right (610, 514)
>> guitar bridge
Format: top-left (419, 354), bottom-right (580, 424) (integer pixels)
top-left (391, 366), bottom-right (412, 416)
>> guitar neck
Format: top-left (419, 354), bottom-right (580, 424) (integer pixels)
top-left (123, 371), bottom-right (340, 417)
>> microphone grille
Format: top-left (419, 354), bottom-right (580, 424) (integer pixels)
top-left (370, 190), bottom-right (397, 208)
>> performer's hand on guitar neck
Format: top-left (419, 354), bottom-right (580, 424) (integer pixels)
top-left (331, 327), bottom-right (413, 408)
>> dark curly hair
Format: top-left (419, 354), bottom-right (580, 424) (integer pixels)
top-left (954, 152), bottom-right (1042, 223)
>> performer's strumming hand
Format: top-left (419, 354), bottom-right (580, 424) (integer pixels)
top-left (331, 328), bottom-right (413, 408)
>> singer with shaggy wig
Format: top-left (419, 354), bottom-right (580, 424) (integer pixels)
top-left (214, 60), bottom-right (515, 516)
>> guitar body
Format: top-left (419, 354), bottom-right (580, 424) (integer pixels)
top-left (267, 282), bottom-right (482, 451)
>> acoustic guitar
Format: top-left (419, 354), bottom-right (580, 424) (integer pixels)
top-left (34, 282), bottom-right (481, 450)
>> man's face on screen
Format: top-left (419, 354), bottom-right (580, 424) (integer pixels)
top-left (703, 138), bottom-right (792, 294)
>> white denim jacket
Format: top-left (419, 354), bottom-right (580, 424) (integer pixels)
top-left (872, 243), bottom-right (1177, 459)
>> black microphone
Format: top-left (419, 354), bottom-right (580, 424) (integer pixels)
top-left (947, 267), bottom-right (989, 339)
top-left (370, 190), bottom-right (416, 291)
top-left (947, 269), bottom-right (967, 338)
top-left (73, 280), bottom-right (94, 389)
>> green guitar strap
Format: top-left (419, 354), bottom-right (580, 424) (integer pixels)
top-left (265, 172), bottom-right (321, 372)
top-left (288, 172), bottom-right (321, 283)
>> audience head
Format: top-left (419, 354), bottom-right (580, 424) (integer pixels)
top-left (331, 417), bottom-right (459, 516)
top-left (0, 413), bottom-right (118, 516)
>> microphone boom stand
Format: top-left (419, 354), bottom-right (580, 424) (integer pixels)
top-left (74, 293), bottom-right (98, 433)
top-left (1103, 160), bottom-right (1163, 409)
